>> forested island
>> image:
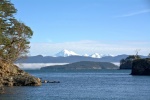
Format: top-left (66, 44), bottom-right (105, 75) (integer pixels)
top-left (120, 55), bottom-right (141, 69)
top-left (120, 55), bottom-right (150, 75)
top-left (41, 61), bottom-right (119, 71)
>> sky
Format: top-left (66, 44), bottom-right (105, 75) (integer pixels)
top-left (11, 0), bottom-right (150, 56)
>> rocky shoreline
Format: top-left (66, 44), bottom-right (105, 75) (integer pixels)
top-left (119, 55), bottom-right (141, 69)
top-left (131, 58), bottom-right (150, 75)
top-left (120, 55), bottom-right (150, 75)
top-left (0, 61), bottom-right (41, 94)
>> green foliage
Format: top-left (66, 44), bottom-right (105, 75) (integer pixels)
top-left (126, 55), bottom-right (141, 60)
top-left (120, 59), bottom-right (125, 65)
top-left (0, 0), bottom-right (33, 63)
top-left (120, 55), bottom-right (141, 67)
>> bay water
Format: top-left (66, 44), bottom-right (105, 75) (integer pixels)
top-left (1, 70), bottom-right (150, 100)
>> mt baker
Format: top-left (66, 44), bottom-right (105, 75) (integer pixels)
top-left (55, 49), bottom-right (79, 57)
top-left (55, 49), bottom-right (114, 58)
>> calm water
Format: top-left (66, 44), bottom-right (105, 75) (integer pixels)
top-left (1, 70), bottom-right (150, 100)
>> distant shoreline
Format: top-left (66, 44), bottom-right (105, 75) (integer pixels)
top-left (15, 62), bottom-right (120, 70)
top-left (15, 63), bottom-right (69, 70)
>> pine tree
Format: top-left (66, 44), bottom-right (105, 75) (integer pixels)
top-left (0, 0), bottom-right (33, 63)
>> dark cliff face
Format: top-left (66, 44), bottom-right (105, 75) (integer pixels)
top-left (120, 55), bottom-right (141, 69)
top-left (131, 59), bottom-right (150, 75)
top-left (120, 60), bottom-right (132, 69)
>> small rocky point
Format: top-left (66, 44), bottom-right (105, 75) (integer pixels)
top-left (131, 58), bottom-right (150, 75)
top-left (0, 60), bottom-right (41, 93)
top-left (120, 55), bottom-right (140, 69)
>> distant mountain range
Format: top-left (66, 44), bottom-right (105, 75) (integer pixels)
top-left (55, 49), bottom-right (114, 58)
top-left (15, 54), bottom-right (128, 63)
top-left (16, 49), bottom-right (148, 63)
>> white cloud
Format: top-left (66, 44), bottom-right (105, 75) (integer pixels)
top-left (115, 9), bottom-right (150, 18)
top-left (29, 40), bottom-right (150, 56)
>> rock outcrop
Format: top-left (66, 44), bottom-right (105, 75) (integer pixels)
top-left (131, 59), bottom-right (150, 75)
top-left (120, 60), bottom-right (132, 69)
top-left (120, 55), bottom-right (141, 69)
top-left (0, 61), bottom-right (41, 90)
top-left (42, 80), bottom-right (60, 83)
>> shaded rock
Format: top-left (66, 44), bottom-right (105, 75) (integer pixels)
top-left (131, 59), bottom-right (150, 75)
top-left (0, 61), bottom-right (41, 87)
top-left (120, 55), bottom-right (141, 69)
top-left (47, 81), bottom-right (60, 83)
top-left (5, 82), bottom-right (13, 87)
top-left (120, 60), bottom-right (132, 69)
top-left (0, 87), bottom-right (4, 94)
top-left (0, 78), bottom-right (4, 92)
top-left (41, 80), bottom-right (60, 83)
top-left (13, 75), bottom-right (41, 86)
top-left (42, 80), bottom-right (47, 83)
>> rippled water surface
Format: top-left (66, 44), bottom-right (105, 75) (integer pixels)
top-left (1, 70), bottom-right (150, 100)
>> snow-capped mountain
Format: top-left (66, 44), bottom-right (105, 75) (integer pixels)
top-left (83, 54), bottom-right (89, 57)
top-left (90, 53), bottom-right (114, 58)
top-left (55, 49), bottom-right (114, 58)
top-left (55, 49), bottom-right (79, 57)
top-left (90, 53), bottom-right (104, 58)
top-left (103, 54), bottom-right (114, 57)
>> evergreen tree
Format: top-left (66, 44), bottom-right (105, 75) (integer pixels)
top-left (0, 0), bottom-right (33, 63)
top-left (148, 53), bottom-right (150, 58)
top-left (120, 59), bottom-right (125, 65)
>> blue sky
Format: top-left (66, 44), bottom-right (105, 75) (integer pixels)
top-left (11, 0), bottom-right (150, 56)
